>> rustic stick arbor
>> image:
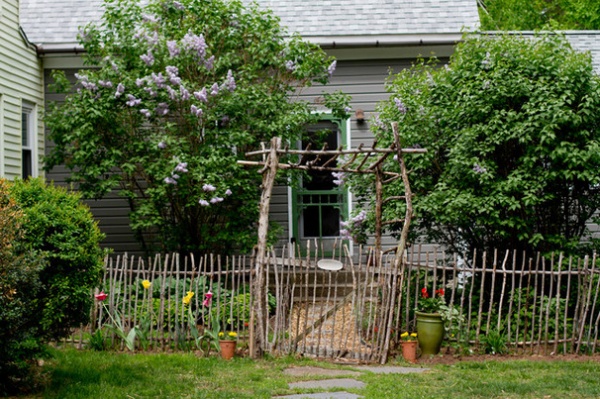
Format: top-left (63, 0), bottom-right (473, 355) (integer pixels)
top-left (238, 122), bottom-right (426, 358)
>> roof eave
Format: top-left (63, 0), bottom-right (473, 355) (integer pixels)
top-left (305, 33), bottom-right (466, 48)
top-left (34, 33), bottom-right (467, 55)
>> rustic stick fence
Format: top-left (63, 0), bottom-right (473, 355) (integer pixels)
top-left (77, 246), bottom-right (600, 361)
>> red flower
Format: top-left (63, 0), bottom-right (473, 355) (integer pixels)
top-left (435, 288), bottom-right (445, 297)
top-left (421, 287), bottom-right (429, 298)
top-left (95, 291), bottom-right (107, 301)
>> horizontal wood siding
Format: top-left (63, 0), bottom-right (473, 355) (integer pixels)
top-left (0, 0), bottom-right (44, 179)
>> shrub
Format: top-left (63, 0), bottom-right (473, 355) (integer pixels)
top-left (0, 179), bottom-right (45, 395)
top-left (0, 178), bottom-right (105, 394)
top-left (9, 178), bottom-right (106, 339)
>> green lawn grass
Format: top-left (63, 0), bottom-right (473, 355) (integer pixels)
top-left (32, 348), bottom-right (600, 398)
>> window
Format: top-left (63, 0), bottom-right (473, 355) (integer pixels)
top-left (291, 117), bottom-right (349, 254)
top-left (21, 102), bottom-right (36, 179)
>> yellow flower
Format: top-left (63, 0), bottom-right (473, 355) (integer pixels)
top-left (410, 333), bottom-right (417, 338)
top-left (400, 332), bottom-right (409, 339)
top-left (228, 331), bottom-right (237, 338)
top-left (218, 332), bottom-right (225, 338)
top-left (142, 280), bottom-right (151, 289)
top-left (182, 292), bottom-right (194, 305)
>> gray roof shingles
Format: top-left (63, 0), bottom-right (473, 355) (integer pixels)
top-left (20, 0), bottom-right (480, 47)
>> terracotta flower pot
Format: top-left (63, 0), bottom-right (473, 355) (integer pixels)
top-left (416, 311), bottom-right (444, 355)
top-left (219, 340), bottom-right (236, 360)
top-left (401, 340), bottom-right (418, 363)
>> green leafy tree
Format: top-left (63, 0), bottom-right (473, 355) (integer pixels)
top-left (347, 34), bottom-right (600, 256)
top-left (479, 0), bottom-right (600, 30)
top-left (45, 0), bottom-right (348, 255)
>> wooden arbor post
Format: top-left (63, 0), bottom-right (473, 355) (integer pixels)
top-left (249, 136), bottom-right (281, 358)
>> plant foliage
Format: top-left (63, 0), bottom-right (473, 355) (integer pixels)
top-left (346, 34), bottom-right (600, 255)
top-left (44, 0), bottom-right (349, 255)
top-left (0, 178), bottom-right (105, 395)
top-left (479, 0), bottom-right (600, 30)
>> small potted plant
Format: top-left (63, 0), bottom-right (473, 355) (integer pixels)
top-left (416, 287), bottom-right (445, 355)
top-left (218, 331), bottom-right (238, 360)
top-left (400, 331), bottom-right (418, 363)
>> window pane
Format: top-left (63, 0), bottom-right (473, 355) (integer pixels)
top-left (22, 112), bottom-right (29, 146)
top-left (22, 150), bottom-right (32, 179)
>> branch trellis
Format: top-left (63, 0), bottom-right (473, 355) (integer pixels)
top-left (238, 122), bottom-right (426, 359)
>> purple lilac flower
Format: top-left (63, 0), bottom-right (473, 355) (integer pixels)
top-left (225, 189), bottom-right (232, 196)
top-left (204, 55), bottom-right (214, 70)
top-left (171, 173), bottom-right (180, 180)
top-left (174, 162), bottom-right (188, 173)
top-left (126, 94), bottom-right (141, 107)
top-left (167, 86), bottom-right (178, 100)
top-left (344, 106), bottom-right (352, 113)
top-left (166, 66), bottom-right (179, 76)
top-left (173, 1), bottom-right (185, 10)
top-left (74, 73), bottom-right (87, 81)
top-left (147, 31), bottom-right (159, 46)
top-left (327, 60), bottom-right (337, 76)
top-left (210, 83), bottom-right (219, 96)
top-left (193, 88), bottom-right (208, 102)
top-left (180, 86), bottom-right (190, 100)
top-left (155, 102), bottom-right (169, 116)
top-left (98, 80), bottom-right (113, 88)
top-left (151, 72), bottom-right (166, 88)
top-left (285, 60), bottom-right (296, 71)
top-left (169, 76), bottom-right (181, 86)
top-left (164, 177), bottom-right (177, 185)
top-left (115, 83), bottom-right (125, 98)
top-left (202, 183), bottom-right (216, 192)
top-left (140, 50), bottom-right (155, 66)
top-left (182, 31), bottom-right (207, 59)
top-left (140, 109), bottom-right (151, 118)
top-left (81, 81), bottom-right (97, 91)
top-left (473, 163), bottom-right (487, 174)
top-left (111, 62), bottom-right (119, 72)
top-left (135, 78), bottom-right (146, 87)
top-left (394, 98), bottom-right (407, 114)
top-left (167, 40), bottom-right (180, 58)
top-left (142, 13), bottom-right (158, 23)
top-left (144, 87), bottom-right (157, 97)
top-left (158, 141), bottom-right (167, 149)
top-left (199, 199), bottom-right (210, 206)
top-left (339, 228), bottom-right (352, 241)
top-left (210, 197), bottom-right (224, 204)
top-left (332, 171), bottom-right (345, 186)
top-left (190, 105), bottom-right (203, 117)
top-left (223, 70), bottom-right (236, 92)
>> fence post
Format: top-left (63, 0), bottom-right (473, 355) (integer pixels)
top-left (250, 137), bottom-right (280, 358)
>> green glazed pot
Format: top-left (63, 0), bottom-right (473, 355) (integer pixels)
top-left (415, 311), bottom-right (444, 355)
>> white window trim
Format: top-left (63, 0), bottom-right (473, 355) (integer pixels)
top-left (21, 101), bottom-right (38, 179)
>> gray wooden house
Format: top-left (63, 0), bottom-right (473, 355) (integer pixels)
top-left (16, 0), bottom-right (480, 255)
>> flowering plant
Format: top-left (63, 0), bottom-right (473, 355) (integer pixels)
top-left (400, 332), bottom-right (417, 342)
top-left (218, 331), bottom-right (238, 340)
top-left (417, 287), bottom-right (446, 314)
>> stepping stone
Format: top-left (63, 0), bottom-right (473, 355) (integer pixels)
top-left (351, 366), bottom-right (429, 374)
top-left (283, 367), bottom-right (361, 377)
top-left (273, 392), bottom-right (362, 399)
top-left (289, 378), bottom-right (365, 390)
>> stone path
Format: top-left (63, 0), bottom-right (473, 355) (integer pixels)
top-left (272, 365), bottom-right (430, 399)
